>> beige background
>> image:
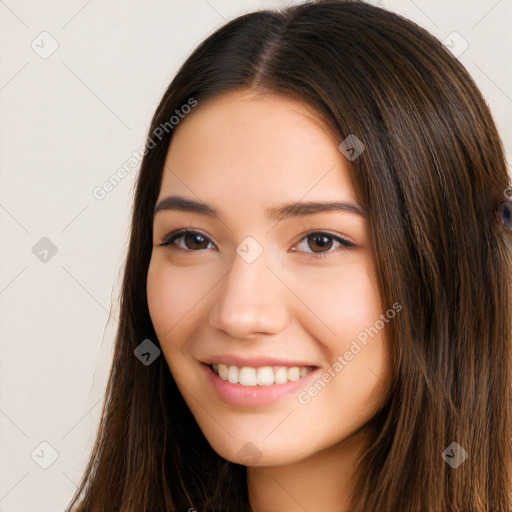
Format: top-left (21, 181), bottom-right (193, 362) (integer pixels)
top-left (0, 1), bottom-right (511, 510)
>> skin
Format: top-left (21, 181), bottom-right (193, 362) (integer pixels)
top-left (147, 89), bottom-right (391, 511)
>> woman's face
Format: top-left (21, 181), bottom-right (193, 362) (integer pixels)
top-left (147, 89), bottom-right (391, 466)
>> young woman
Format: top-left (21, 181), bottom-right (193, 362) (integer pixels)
top-left (66, 1), bottom-right (512, 510)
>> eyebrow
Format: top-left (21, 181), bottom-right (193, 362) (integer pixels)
top-left (153, 195), bottom-right (366, 220)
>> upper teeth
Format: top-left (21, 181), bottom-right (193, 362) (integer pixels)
top-left (212, 364), bottom-right (312, 386)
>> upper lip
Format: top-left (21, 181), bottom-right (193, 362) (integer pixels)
top-left (202, 355), bottom-right (318, 368)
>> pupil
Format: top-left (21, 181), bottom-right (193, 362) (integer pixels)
top-left (187, 233), bottom-right (207, 249)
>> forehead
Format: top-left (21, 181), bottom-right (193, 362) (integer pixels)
top-left (159, 89), bottom-right (356, 206)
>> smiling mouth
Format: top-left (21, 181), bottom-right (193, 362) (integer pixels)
top-left (208, 363), bottom-right (315, 386)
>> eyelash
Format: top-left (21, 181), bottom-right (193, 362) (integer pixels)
top-left (157, 229), bottom-right (356, 259)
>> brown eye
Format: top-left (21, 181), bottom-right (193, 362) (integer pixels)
top-left (293, 231), bottom-right (355, 257)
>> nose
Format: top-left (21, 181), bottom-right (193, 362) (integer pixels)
top-left (208, 249), bottom-right (290, 339)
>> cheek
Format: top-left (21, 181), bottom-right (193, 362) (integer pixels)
top-left (288, 259), bottom-right (389, 408)
top-left (146, 260), bottom-right (201, 346)
top-left (288, 259), bottom-right (382, 343)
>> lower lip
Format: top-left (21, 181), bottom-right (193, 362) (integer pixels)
top-left (203, 363), bottom-right (319, 407)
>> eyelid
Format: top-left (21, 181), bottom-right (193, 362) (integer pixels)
top-left (291, 231), bottom-right (356, 259)
top-left (158, 228), bottom-right (217, 250)
top-left (292, 229), bottom-right (355, 247)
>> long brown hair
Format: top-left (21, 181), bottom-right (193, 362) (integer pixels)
top-left (65, 1), bottom-right (512, 510)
